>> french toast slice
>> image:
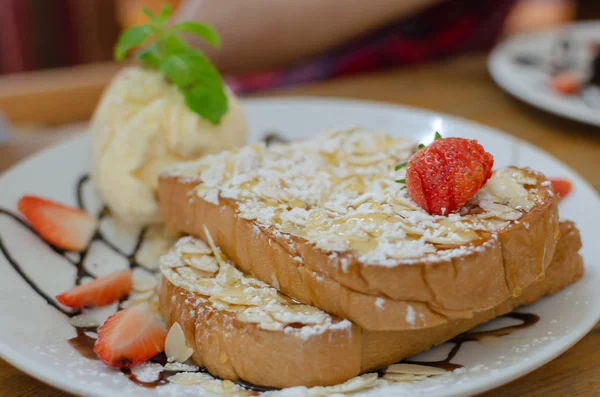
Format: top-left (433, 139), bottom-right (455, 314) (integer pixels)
top-left (159, 221), bottom-right (583, 388)
top-left (158, 129), bottom-right (560, 330)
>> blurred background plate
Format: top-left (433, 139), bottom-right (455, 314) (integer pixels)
top-left (489, 21), bottom-right (600, 126)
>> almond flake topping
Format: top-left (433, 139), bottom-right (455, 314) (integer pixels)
top-left (160, 235), bottom-right (351, 337)
top-left (165, 322), bottom-right (194, 363)
top-left (386, 363), bottom-right (447, 376)
top-left (166, 129), bottom-right (549, 266)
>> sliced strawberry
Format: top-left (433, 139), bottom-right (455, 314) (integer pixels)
top-left (94, 303), bottom-right (167, 368)
top-left (56, 269), bottom-right (132, 308)
top-left (549, 178), bottom-right (572, 199)
top-left (551, 72), bottom-right (582, 95)
top-left (18, 196), bottom-right (97, 251)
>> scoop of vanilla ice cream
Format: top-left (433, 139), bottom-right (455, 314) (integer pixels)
top-left (91, 66), bottom-right (247, 226)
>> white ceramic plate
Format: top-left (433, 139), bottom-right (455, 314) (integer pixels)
top-left (489, 21), bottom-right (600, 126)
top-left (0, 98), bottom-right (598, 397)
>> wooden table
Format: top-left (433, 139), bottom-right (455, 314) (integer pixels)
top-left (0, 54), bottom-right (598, 396)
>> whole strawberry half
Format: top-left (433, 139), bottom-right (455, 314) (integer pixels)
top-left (405, 137), bottom-right (494, 215)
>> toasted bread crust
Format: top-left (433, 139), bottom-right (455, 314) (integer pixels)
top-left (159, 222), bottom-right (583, 388)
top-left (158, 169), bottom-right (559, 330)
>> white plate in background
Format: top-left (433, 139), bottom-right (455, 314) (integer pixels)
top-left (489, 21), bottom-right (600, 126)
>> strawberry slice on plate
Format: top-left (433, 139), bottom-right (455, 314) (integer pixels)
top-left (56, 269), bottom-right (132, 308)
top-left (549, 178), bottom-right (573, 199)
top-left (18, 195), bottom-right (97, 252)
top-left (94, 302), bottom-right (167, 367)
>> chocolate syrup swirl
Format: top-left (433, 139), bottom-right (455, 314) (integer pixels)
top-left (68, 327), bottom-right (99, 360)
top-left (0, 134), bottom-right (540, 392)
top-left (262, 131), bottom-right (287, 147)
top-left (403, 312), bottom-right (539, 371)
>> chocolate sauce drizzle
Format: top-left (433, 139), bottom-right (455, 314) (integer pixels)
top-left (68, 327), bottom-right (99, 361)
top-left (0, 134), bottom-right (540, 392)
top-left (403, 312), bottom-right (539, 371)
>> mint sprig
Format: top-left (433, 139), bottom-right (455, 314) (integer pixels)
top-left (114, 5), bottom-right (227, 125)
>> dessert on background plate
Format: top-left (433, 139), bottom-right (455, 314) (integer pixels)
top-left (489, 21), bottom-right (600, 126)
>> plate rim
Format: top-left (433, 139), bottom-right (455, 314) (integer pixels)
top-left (0, 96), bottom-right (598, 397)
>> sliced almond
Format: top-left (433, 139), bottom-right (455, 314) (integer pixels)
top-left (258, 322), bottom-right (284, 332)
top-left (164, 362), bottom-right (199, 372)
top-left (181, 239), bottom-right (212, 255)
top-left (271, 308), bottom-right (328, 326)
top-left (209, 296), bottom-right (252, 309)
top-left (69, 313), bottom-right (102, 328)
top-left (165, 322), bottom-right (194, 363)
top-left (383, 373), bottom-right (428, 382)
top-left (386, 363), bottom-right (447, 376)
top-left (202, 225), bottom-right (226, 269)
top-left (168, 372), bottom-right (214, 385)
top-left (215, 264), bottom-right (238, 287)
top-left (182, 253), bottom-right (219, 273)
top-left (147, 296), bottom-right (161, 315)
top-left (176, 266), bottom-right (215, 281)
top-left (136, 226), bottom-right (177, 270)
top-left (129, 289), bottom-right (156, 301)
top-left (120, 291), bottom-right (156, 309)
top-left (237, 308), bottom-right (275, 324)
top-left (211, 287), bottom-right (256, 305)
top-left (308, 373), bottom-right (379, 396)
top-left (132, 268), bottom-right (157, 291)
top-left (201, 379), bottom-right (252, 396)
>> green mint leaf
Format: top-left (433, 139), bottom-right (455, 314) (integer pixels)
top-left (163, 34), bottom-right (190, 56)
top-left (395, 179), bottom-right (406, 184)
top-left (142, 5), bottom-right (171, 26)
top-left (434, 131), bottom-right (442, 140)
top-left (142, 7), bottom-right (161, 26)
top-left (135, 41), bottom-right (161, 68)
top-left (160, 50), bottom-right (228, 124)
top-left (169, 21), bottom-right (221, 48)
top-left (395, 162), bottom-right (407, 171)
top-left (158, 4), bottom-right (173, 23)
top-left (418, 143), bottom-right (425, 149)
top-left (115, 5), bottom-right (228, 124)
top-left (401, 186), bottom-right (407, 190)
top-left (114, 24), bottom-right (154, 61)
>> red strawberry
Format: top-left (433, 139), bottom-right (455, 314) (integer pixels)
top-left (56, 269), bottom-right (132, 308)
top-left (405, 137), bottom-right (494, 215)
top-left (551, 72), bottom-right (582, 95)
top-left (94, 303), bottom-right (167, 368)
top-left (18, 196), bottom-right (97, 252)
top-left (549, 178), bottom-right (572, 199)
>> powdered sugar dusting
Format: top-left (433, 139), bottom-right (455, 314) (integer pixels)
top-left (166, 129), bottom-right (549, 266)
top-left (405, 305), bottom-right (416, 325)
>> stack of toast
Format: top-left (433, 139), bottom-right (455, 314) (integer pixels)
top-left (156, 129), bottom-right (583, 388)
